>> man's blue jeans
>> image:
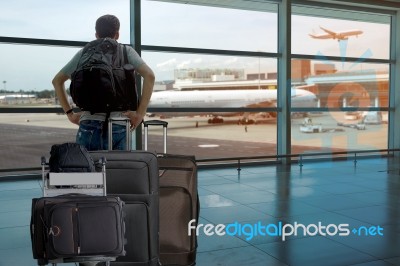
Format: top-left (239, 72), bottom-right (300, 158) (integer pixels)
top-left (76, 120), bottom-right (127, 151)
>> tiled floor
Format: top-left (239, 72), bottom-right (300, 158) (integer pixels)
top-left (2, 157), bottom-right (400, 265)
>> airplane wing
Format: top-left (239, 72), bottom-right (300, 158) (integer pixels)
top-left (309, 33), bottom-right (333, 39)
top-left (309, 26), bottom-right (340, 39)
top-left (319, 26), bottom-right (337, 36)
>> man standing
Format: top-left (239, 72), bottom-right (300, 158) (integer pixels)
top-left (53, 14), bottom-right (154, 150)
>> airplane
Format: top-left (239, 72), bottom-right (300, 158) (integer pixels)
top-left (148, 88), bottom-right (318, 123)
top-left (309, 26), bottom-right (363, 41)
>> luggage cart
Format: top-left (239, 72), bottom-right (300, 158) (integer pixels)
top-left (41, 156), bottom-right (107, 197)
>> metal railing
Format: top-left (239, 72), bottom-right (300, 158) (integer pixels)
top-left (196, 148), bottom-right (400, 172)
top-left (0, 147), bottom-right (399, 182)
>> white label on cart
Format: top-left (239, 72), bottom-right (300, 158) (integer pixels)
top-left (48, 172), bottom-right (104, 186)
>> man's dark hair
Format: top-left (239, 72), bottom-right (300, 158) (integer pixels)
top-left (95, 14), bottom-right (120, 38)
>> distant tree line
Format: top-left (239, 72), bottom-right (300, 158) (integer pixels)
top-left (0, 89), bottom-right (67, 98)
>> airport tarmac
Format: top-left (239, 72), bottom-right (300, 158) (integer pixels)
top-left (0, 113), bottom-right (388, 172)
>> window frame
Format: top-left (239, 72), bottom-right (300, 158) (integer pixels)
top-left (0, 0), bottom-right (398, 172)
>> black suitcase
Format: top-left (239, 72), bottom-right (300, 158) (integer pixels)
top-left (144, 120), bottom-right (199, 266)
top-left (31, 146), bottom-right (126, 266)
top-left (91, 117), bottom-right (160, 266)
top-left (31, 194), bottom-right (126, 265)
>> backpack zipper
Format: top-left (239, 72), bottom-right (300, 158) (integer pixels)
top-left (74, 207), bottom-right (81, 255)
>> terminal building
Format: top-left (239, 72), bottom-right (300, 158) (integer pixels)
top-left (0, 94), bottom-right (37, 104)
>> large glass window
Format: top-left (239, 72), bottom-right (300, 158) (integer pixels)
top-left (292, 60), bottom-right (389, 109)
top-left (0, 45), bottom-right (82, 171)
top-left (0, 0), bottom-right (130, 43)
top-left (291, 111), bottom-right (387, 152)
top-left (292, 6), bottom-right (391, 59)
top-left (0, 113), bottom-right (77, 171)
top-left (142, 111), bottom-right (277, 160)
top-left (142, 1), bottom-right (278, 52)
top-left (290, 5), bottom-right (391, 153)
top-left (141, 0), bottom-right (279, 159)
top-left (141, 50), bottom-right (278, 158)
top-left (0, 44), bottom-right (80, 99)
top-left (0, 0), bottom-right (396, 172)
top-left (142, 51), bottom-right (277, 85)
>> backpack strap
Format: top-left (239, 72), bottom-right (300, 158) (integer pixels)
top-left (123, 45), bottom-right (129, 64)
top-left (121, 44), bottom-right (138, 109)
top-left (117, 44), bottom-right (129, 66)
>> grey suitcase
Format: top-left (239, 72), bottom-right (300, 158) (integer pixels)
top-left (91, 117), bottom-right (160, 266)
top-left (144, 120), bottom-right (199, 266)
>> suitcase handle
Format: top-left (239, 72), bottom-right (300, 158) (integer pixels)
top-left (144, 120), bottom-right (168, 153)
top-left (108, 117), bottom-right (131, 151)
top-left (143, 120), bottom-right (168, 127)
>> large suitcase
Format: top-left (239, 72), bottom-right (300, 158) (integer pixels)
top-left (31, 194), bottom-right (126, 265)
top-left (90, 117), bottom-right (160, 266)
top-left (31, 144), bottom-right (126, 266)
top-left (144, 120), bottom-right (199, 266)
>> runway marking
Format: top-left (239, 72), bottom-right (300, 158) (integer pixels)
top-left (198, 144), bottom-right (220, 148)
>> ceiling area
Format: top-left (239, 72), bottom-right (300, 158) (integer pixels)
top-left (150, 0), bottom-right (394, 23)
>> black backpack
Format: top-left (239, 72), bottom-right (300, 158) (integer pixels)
top-left (70, 38), bottom-right (138, 113)
top-left (49, 142), bottom-right (96, 173)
